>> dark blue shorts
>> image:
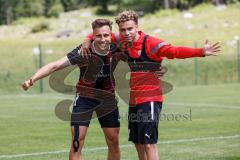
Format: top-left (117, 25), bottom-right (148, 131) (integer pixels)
top-left (71, 95), bottom-right (120, 128)
top-left (128, 101), bottom-right (162, 144)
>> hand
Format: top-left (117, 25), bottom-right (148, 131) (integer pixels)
top-left (22, 79), bottom-right (33, 91)
top-left (203, 40), bottom-right (221, 56)
top-left (79, 39), bottom-right (91, 58)
top-left (155, 66), bottom-right (168, 79)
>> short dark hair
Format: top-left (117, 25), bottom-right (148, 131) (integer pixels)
top-left (115, 10), bottom-right (138, 25)
top-left (92, 19), bottom-right (113, 30)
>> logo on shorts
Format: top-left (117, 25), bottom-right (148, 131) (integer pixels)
top-left (145, 133), bottom-right (151, 139)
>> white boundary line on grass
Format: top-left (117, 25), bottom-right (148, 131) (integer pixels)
top-left (0, 134), bottom-right (239, 159)
top-left (2, 94), bottom-right (240, 109)
top-left (3, 94), bottom-right (240, 110)
top-left (166, 102), bottom-right (240, 109)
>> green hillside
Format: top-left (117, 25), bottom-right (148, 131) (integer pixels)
top-left (0, 4), bottom-right (240, 94)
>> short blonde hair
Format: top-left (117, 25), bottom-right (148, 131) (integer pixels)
top-left (115, 10), bottom-right (138, 25)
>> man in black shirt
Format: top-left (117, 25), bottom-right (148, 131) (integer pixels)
top-left (22, 19), bottom-right (122, 160)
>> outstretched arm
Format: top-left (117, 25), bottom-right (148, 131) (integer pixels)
top-left (146, 37), bottom-right (221, 61)
top-left (203, 40), bottom-right (221, 56)
top-left (22, 56), bottom-right (71, 90)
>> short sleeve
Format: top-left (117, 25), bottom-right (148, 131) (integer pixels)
top-left (66, 46), bottom-right (81, 65)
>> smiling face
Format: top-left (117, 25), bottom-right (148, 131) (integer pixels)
top-left (118, 20), bottom-right (139, 42)
top-left (93, 25), bottom-right (112, 52)
top-left (115, 10), bottom-right (139, 43)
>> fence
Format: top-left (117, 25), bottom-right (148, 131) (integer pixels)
top-left (0, 40), bottom-right (240, 94)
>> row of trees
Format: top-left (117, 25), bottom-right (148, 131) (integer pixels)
top-left (0, 0), bottom-right (238, 25)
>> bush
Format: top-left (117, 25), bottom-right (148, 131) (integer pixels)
top-left (47, 3), bottom-right (64, 18)
top-left (31, 21), bottom-right (50, 33)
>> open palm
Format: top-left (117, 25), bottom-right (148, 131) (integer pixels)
top-left (203, 40), bottom-right (221, 56)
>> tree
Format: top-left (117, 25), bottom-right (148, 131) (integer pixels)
top-left (44, 0), bottom-right (57, 16)
top-left (18, 0), bottom-right (44, 17)
top-left (99, 0), bottom-right (109, 11)
top-left (164, 0), bottom-right (170, 9)
top-left (0, 0), bottom-right (17, 25)
top-left (44, 0), bottom-right (64, 17)
top-left (60, 0), bottom-right (78, 11)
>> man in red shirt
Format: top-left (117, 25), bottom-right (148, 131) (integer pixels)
top-left (82, 10), bottom-right (220, 160)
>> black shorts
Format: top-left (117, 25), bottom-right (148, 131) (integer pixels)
top-left (71, 95), bottom-right (120, 128)
top-left (128, 101), bottom-right (162, 144)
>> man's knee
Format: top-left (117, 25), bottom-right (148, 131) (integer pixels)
top-left (105, 128), bottom-right (119, 142)
top-left (71, 125), bottom-right (87, 152)
top-left (143, 144), bottom-right (155, 151)
top-left (105, 133), bottom-right (119, 149)
top-left (107, 135), bottom-right (119, 145)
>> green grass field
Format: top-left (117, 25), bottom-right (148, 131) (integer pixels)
top-left (0, 3), bottom-right (240, 160)
top-left (0, 83), bottom-right (239, 160)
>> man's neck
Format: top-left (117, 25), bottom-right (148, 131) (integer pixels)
top-left (133, 31), bottom-right (140, 42)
